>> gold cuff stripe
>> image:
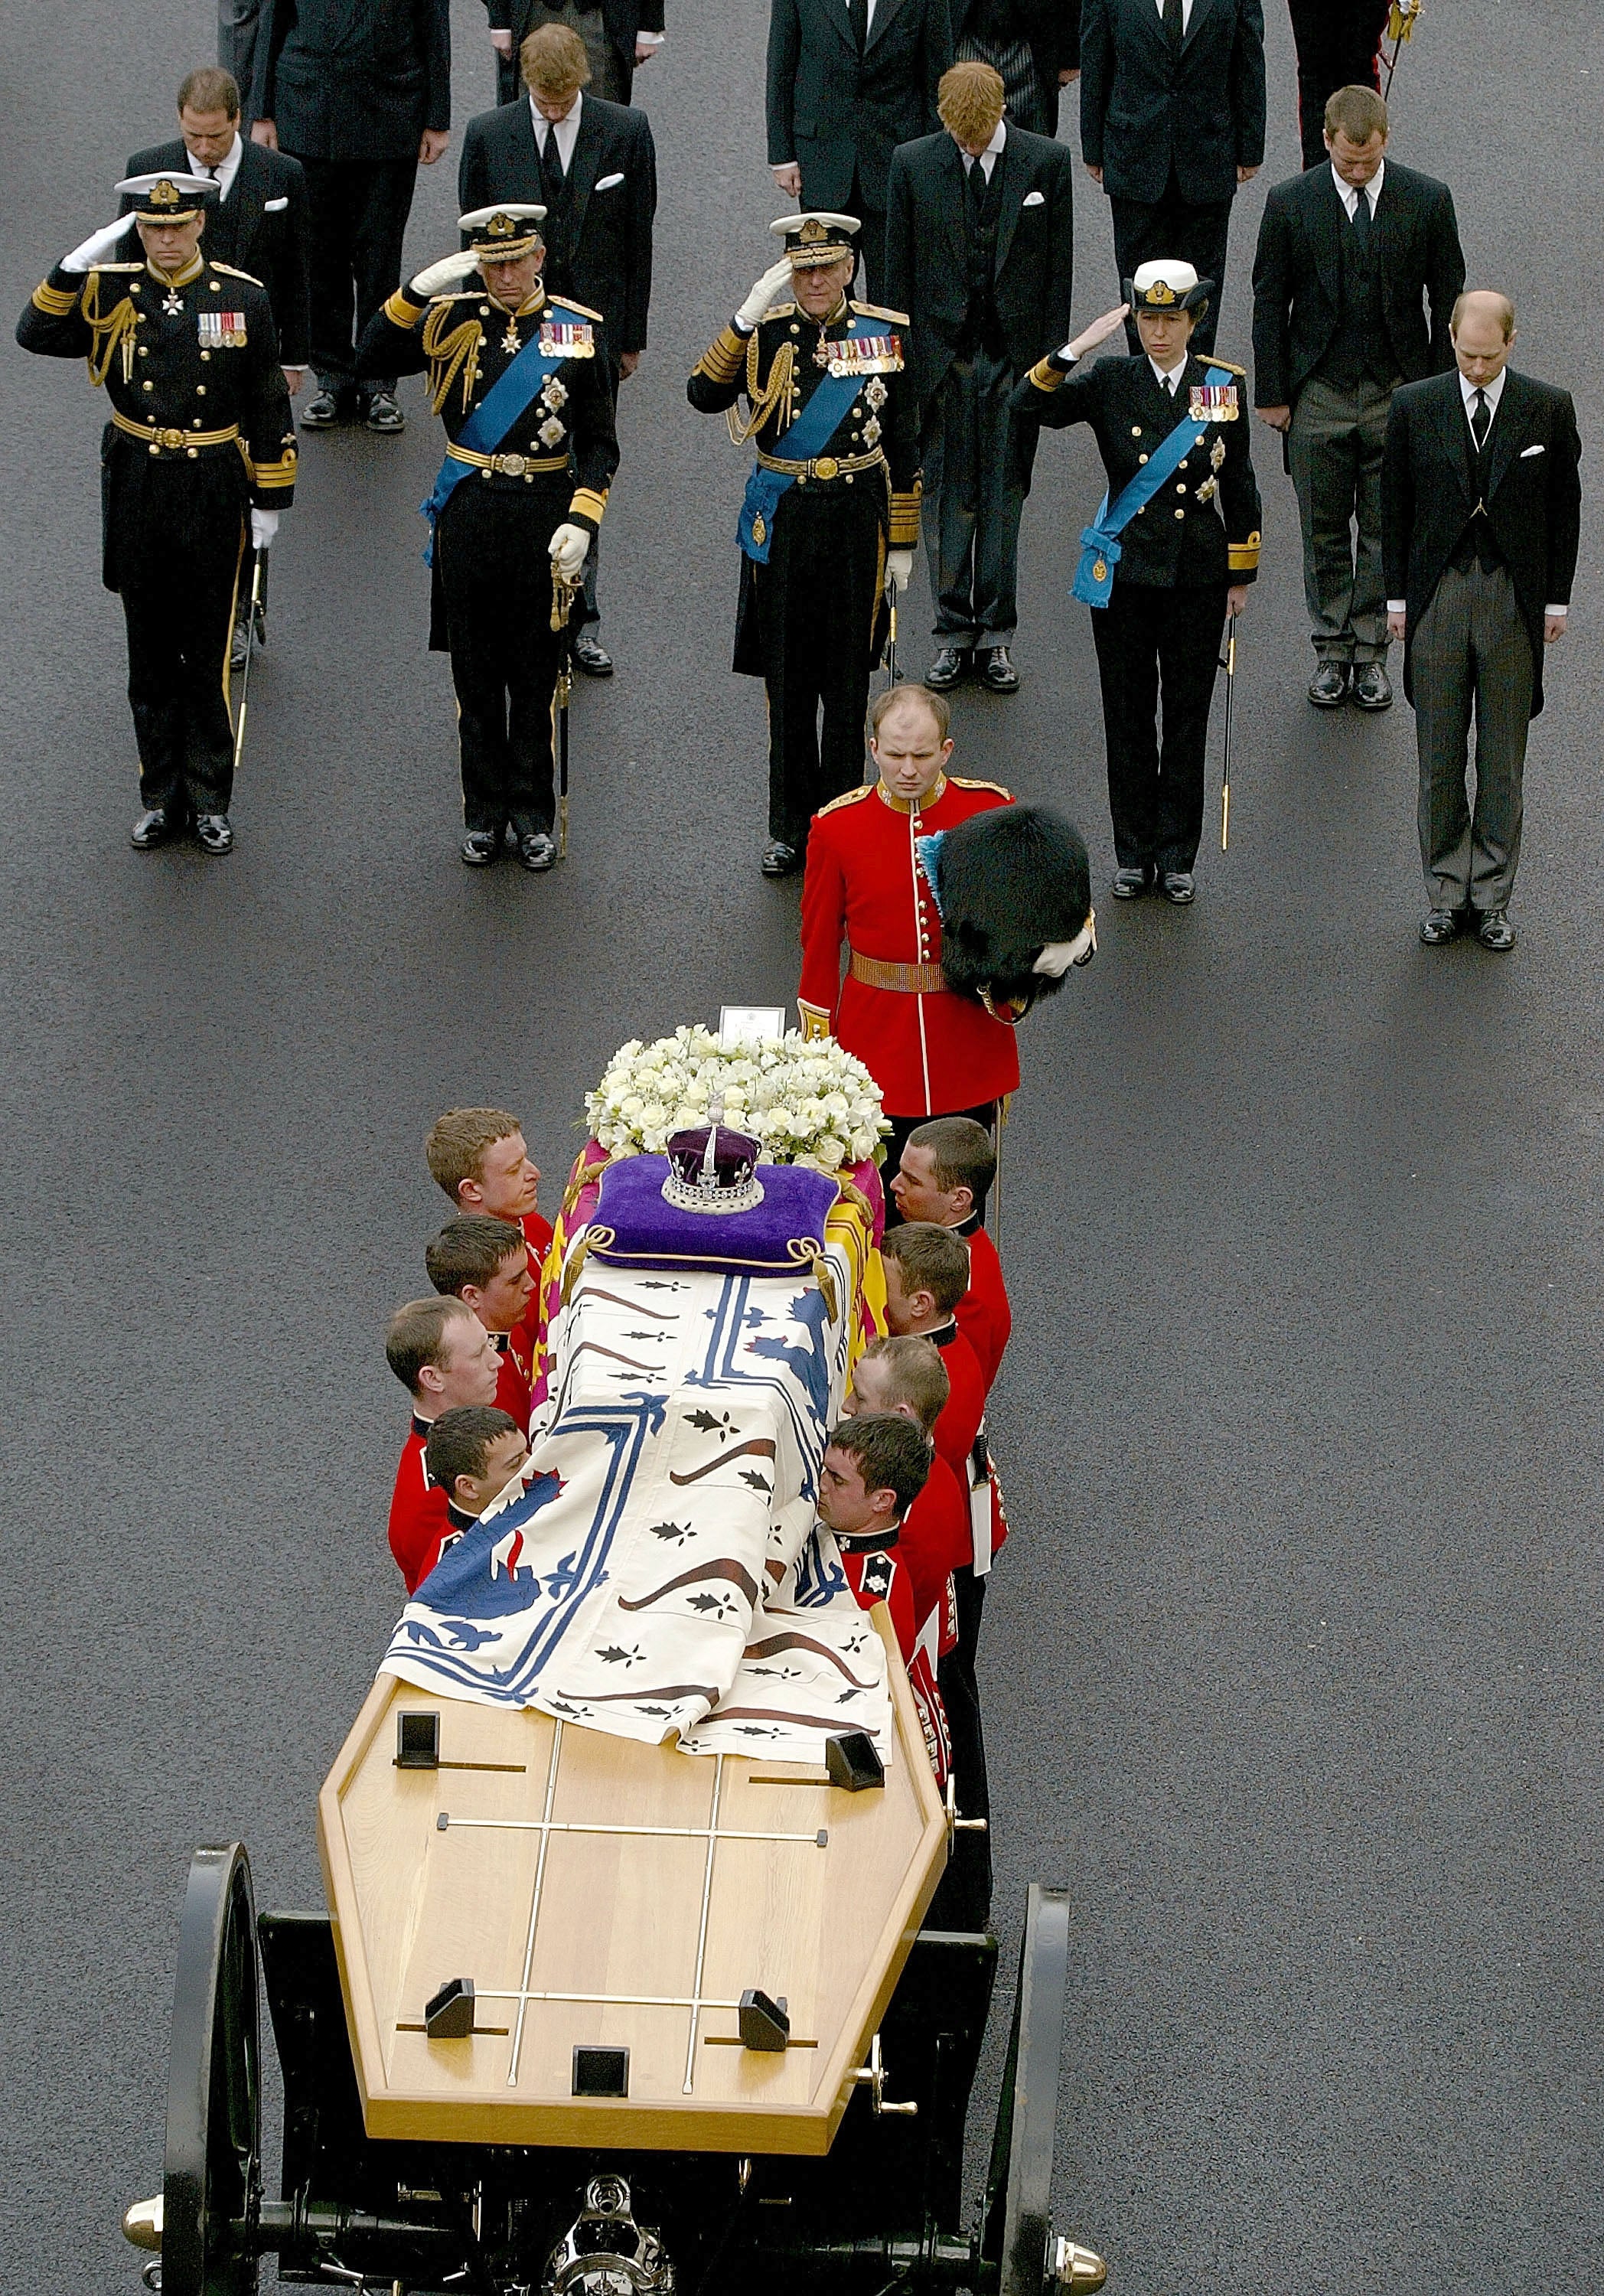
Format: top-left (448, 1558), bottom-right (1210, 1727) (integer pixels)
top-left (569, 486), bottom-right (609, 524)
top-left (692, 325), bottom-right (746, 383)
top-left (32, 278), bottom-right (79, 315)
top-left (1227, 530), bottom-right (1262, 570)
top-left (797, 1001), bottom-right (832, 1040)
top-left (1027, 356), bottom-right (1062, 392)
top-left (889, 486), bottom-right (921, 548)
top-left (383, 288), bottom-right (425, 327)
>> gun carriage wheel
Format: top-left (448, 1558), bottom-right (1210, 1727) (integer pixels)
top-left (161, 1844), bottom-right (262, 2296)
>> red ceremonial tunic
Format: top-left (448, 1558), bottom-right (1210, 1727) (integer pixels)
top-left (388, 1414), bottom-right (452, 1594)
top-left (899, 1453), bottom-right (970, 1645)
top-left (841, 1538), bottom-right (950, 1785)
top-left (928, 1320), bottom-right (985, 1476)
top-left (513, 1210), bottom-right (556, 1366)
top-left (798, 775), bottom-right (1021, 1119)
top-left (492, 1332), bottom-right (533, 1432)
top-left (954, 1216), bottom-right (1011, 1393)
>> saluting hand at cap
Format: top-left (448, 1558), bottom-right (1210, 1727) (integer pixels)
top-left (735, 259), bottom-right (795, 332)
top-left (1058, 305), bottom-right (1130, 364)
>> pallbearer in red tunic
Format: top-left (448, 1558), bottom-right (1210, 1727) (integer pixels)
top-left (889, 1117), bottom-right (1011, 1388)
top-left (799, 683), bottom-right (1018, 1172)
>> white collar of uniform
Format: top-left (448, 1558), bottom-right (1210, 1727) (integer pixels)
top-left (1330, 157), bottom-right (1384, 214)
top-left (1460, 366), bottom-right (1507, 417)
top-left (1148, 354), bottom-right (1187, 394)
top-left (187, 128), bottom-right (243, 201)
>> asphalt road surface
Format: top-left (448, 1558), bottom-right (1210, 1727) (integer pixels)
top-left (2, 3), bottom-right (1601, 2291)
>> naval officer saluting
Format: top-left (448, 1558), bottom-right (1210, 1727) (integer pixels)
top-left (17, 171), bottom-right (296, 854)
top-left (1012, 258), bottom-right (1260, 905)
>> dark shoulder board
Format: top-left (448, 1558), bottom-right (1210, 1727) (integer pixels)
top-left (816, 784), bottom-right (875, 818)
top-left (852, 298), bottom-right (910, 326)
top-left (210, 261), bottom-right (267, 289)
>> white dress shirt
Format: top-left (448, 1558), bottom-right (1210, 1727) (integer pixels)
top-left (188, 129), bottom-right (244, 202)
top-left (1155, 0), bottom-right (1193, 26)
top-left (960, 119), bottom-right (1007, 184)
top-left (1331, 158), bottom-right (1383, 220)
top-left (531, 88), bottom-right (583, 172)
top-left (1149, 357), bottom-right (1185, 395)
top-left (858, 0), bottom-right (879, 32)
top-left (1388, 366), bottom-right (1566, 617)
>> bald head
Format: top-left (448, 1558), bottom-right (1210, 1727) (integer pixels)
top-left (1450, 291), bottom-right (1517, 388)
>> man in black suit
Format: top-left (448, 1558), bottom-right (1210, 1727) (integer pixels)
top-left (1286, 0), bottom-right (1388, 171)
top-left (1383, 292), bottom-right (1581, 952)
top-left (1009, 260), bottom-right (1262, 903)
top-left (1079, 0), bottom-right (1264, 356)
top-left (1252, 83), bottom-right (1462, 710)
top-left (768, 0), bottom-right (954, 302)
top-left (126, 65), bottom-right (311, 667)
top-left (885, 60), bottom-right (1075, 692)
top-left (249, 0), bottom-right (452, 434)
top-left (950, 0), bottom-right (1081, 136)
top-left (459, 22), bottom-right (656, 671)
top-left (482, 0), bottom-right (664, 109)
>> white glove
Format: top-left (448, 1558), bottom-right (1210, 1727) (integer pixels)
top-left (410, 249), bottom-right (480, 298)
top-left (885, 550), bottom-right (914, 594)
top-left (549, 523), bottom-right (589, 579)
top-left (735, 257), bottom-right (794, 331)
top-left (61, 214), bottom-right (137, 274)
top-left (250, 508), bottom-right (280, 550)
top-left (1033, 914), bottom-right (1097, 975)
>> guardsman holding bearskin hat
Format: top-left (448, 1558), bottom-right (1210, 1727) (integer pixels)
top-left (1011, 258), bottom-right (1262, 905)
top-left (16, 171), bottom-right (297, 855)
top-left (357, 204), bottom-right (618, 873)
top-left (687, 212), bottom-right (922, 878)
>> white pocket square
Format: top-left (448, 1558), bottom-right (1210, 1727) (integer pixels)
top-left (595, 172), bottom-right (624, 191)
top-left (262, 195), bottom-right (289, 211)
top-left (1520, 442), bottom-right (1544, 457)
top-left (1021, 189), bottom-right (1045, 207)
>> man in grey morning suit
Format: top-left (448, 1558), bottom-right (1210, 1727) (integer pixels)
top-left (1252, 83), bottom-right (1462, 712)
top-left (1382, 291), bottom-right (1581, 952)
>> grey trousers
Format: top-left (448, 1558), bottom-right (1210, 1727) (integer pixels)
top-left (1287, 371), bottom-right (1393, 662)
top-left (1410, 560), bottom-right (1534, 912)
top-left (921, 345), bottom-right (1024, 649)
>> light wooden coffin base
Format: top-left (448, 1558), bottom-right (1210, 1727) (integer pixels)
top-left (319, 1611), bottom-right (947, 2153)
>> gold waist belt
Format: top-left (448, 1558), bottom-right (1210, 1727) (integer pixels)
top-left (758, 445), bottom-right (886, 482)
top-left (849, 950), bottom-right (947, 993)
top-left (112, 411), bottom-right (242, 455)
top-left (447, 443), bottom-right (569, 481)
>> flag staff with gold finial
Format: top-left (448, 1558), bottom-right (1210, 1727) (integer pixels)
top-left (1382, 0), bottom-right (1426, 99)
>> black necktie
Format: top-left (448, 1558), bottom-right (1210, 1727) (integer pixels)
top-left (848, 0), bottom-right (869, 51)
top-left (1162, 0), bottom-right (1183, 51)
top-left (1471, 386), bottom-right (1491, 449)
top-left (966, 155), bottom-right (986, 215)
top-left (1349, 186), bottom-right (1371, 253)
top-left (542, 126), bottom-right (566, 196)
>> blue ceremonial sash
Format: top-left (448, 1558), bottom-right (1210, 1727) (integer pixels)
top-left (1072, 362), bottom-right (1234, 608)
top-left (419, 328), bottom-right (570, 564)
top-left (738, 367), bottom-right (864, 564)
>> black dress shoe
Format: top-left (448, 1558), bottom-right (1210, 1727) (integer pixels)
top-left (925, 645), bottom-right (971, 691)
top-left (517, 830), bottom-right (558, 872)
top-left (1160, 870), bottom-right (1195, 904)
top-left (194, 813), bottom-right (234, 855)
top-left (1110, 865), bottom-right (1150, 899)
top-left (572, 631), bottom-right (612, 677)
top-left (131, 807), bottom-right (174, 850)
top-left (1476, 908), bottom-right (1516, 951)
top-left (365, 390), bottom-right (405, 433)
top-left (1419, 907), bottom-right (1465, 944)
top-left (1308, 661), bottom-right (1350, 708)
top-left (300, 386), bottom-right (341, 426)
top-left (978, 645), bottom-right (1020, 693)
top-left (1351, 661), bottom-right (1393, 710)
top-left (461, 829), bottom-right (500, 867)
top-left (761, 839), bottom-right (800, 877)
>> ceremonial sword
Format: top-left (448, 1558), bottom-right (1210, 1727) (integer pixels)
top-left (230, 547), bottom-right (266, 781)
top-left (549, 566), bottom-right (580, 859)
top-left (1219, 623), bottom-right (1237, 851)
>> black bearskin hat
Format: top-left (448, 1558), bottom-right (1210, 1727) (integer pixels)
top-left (925, 804), bottom-right (1093, 1019)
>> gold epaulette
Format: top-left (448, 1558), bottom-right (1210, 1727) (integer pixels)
top-left (950, 775), bottom-right (1013, 797)
top-left (89, 262), bottom-right (143, 274)
top-left (1227, 529), bottom-right (1262, 572)
top-left (211, 261), bottom-right (265, 287)
top-left (765, 302), bottom-right (797, 321)
top-left (816, 784), bottom-right (875, 818)
top-left (1205, 357), bottom-right (1247, 378)
top-left (852, 298), bottom-right (909, 326)
top-left (552, 293), bottom-right (604, 324)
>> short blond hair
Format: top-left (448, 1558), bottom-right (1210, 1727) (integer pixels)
top-left (938, 60), bottom-right (1005, 146)
top-left (425, 1107), bottom-right (524, 1202)
top-left (521, 21), bottom-right (591, 95)
top-left (1451, 289), bottom-right (1515, 342)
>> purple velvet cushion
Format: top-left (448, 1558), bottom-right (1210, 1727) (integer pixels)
top-left (588, 1156), bottom-right (841, 1274)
